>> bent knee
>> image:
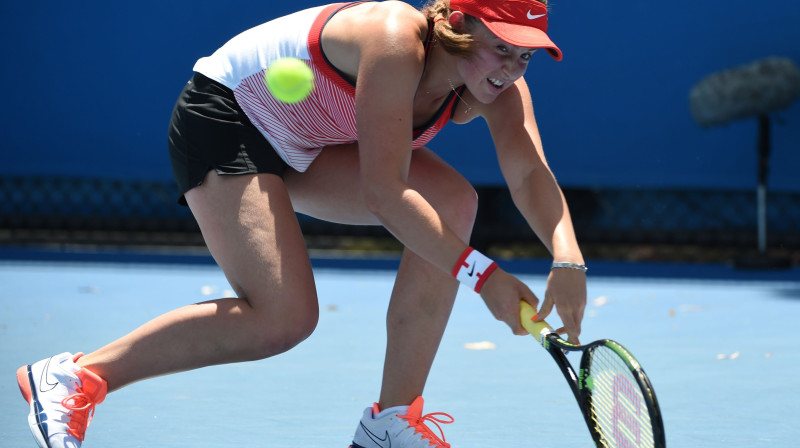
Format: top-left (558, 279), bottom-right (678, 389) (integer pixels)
top-left (441, 183), bottom-right (479, 240)
top-left (237, 292), bottom-right (320, 360)
top-left (249, 308), bottom-right (319, 360)
top-left (410, 149), bottom-right (479, 240)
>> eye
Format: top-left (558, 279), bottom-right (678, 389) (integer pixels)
top-left (497, 45), bottom-right (509, 54)
top-left (521, 50), bottom-right (537, 62)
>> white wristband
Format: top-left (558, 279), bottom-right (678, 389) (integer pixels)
top-left (452, 247), bottom-right (499, 293)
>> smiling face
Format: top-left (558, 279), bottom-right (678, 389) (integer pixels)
top-left (455, 23), bottom-right (536, 103)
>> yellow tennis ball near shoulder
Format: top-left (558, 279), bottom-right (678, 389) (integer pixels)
top-left (265, 57), bottom-right (314, 104)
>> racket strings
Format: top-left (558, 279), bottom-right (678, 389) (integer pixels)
top-left (587, 346), bottom-right (655, 448)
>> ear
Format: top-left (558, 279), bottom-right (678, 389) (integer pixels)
top-left (448, 10), bottom-right (466, 30)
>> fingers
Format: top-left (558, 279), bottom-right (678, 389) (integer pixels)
top-left (504, 305), bottom-right (531, 336)
top-left (556, 310), bottom-right (583, 344)
top-left (544, 268), bottom-right (587, 345)
top-left (480, 269), bottom-right (540, 336)
top-left (564, 303), bottom-right (585, 345)
top-left (535, 295), bottom-right (554, 322)
top-left (556, 326), bottom-right (581, 346)
top-left (514, 285), bottom-right (539, 336)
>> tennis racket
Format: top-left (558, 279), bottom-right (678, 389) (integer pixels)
top-left (520, 301), bottom-right (665, 448)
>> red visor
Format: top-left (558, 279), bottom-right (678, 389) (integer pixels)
top-left (449, 0), bottom-right (562, 61)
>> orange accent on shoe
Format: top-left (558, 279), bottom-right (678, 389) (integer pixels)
top-left (62, 366), bottom-right (108, 442)
top-left (16, 365), bottom-right (32, 404)
top-left (398, 397), bottom-right (453, 448)
top-left (371, 402), bottom-right (382, 417)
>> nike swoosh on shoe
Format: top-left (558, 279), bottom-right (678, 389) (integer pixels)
top-left (39, 357), bottom-right (59, 393)
top-left (361, 422), bottom-right (392, 448)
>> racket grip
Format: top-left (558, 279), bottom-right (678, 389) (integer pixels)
top-left (520, 301), bottom-right (554, 345)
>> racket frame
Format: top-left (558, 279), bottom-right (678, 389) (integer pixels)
top-left (520, 302), bottom-right (666, 448)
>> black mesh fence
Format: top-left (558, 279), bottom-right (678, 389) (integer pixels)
top-left (474, 187), bottom-right (799, 264)
top-left (0, 177), bottom-right (200, 247)
top-left (476, 187), bottom-right (799, 246)
top-left (1, 176), bottom-right (798, 262)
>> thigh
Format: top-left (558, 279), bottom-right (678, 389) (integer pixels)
top-left (185, 171), bottom-right (317, 313)
top-left (285, 144), bottom-right (476, 230)
top-left (168, 73), bottom-right (289, 206)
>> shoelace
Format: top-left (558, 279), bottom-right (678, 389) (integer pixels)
top-left (399, 411), bottom-right (454, 447)
top-left (61, 388), bottom-right (99, 441)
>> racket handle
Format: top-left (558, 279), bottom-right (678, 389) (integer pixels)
top-left (520, 301), bottom-right (554, 345)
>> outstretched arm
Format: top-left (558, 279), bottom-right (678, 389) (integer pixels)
top-left (480, 77), bottom-right (587, 344)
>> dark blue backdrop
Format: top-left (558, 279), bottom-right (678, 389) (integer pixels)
top-left (2, 1), bottom-right (798, 191)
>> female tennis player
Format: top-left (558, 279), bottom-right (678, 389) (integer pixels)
top-left (17, 1), bottom-right (587, 447)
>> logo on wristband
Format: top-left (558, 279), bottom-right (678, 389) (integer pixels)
top-left (452, 247), bottom-right (499, 293)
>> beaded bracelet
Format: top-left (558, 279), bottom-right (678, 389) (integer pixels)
top-left (551, 262), bottom-right (588, 273)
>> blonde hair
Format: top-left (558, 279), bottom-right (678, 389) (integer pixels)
top-left (420, 0), bottom-right (549, 56)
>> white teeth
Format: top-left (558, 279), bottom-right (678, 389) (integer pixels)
top-left (488, 78), bottom-right (504, 87)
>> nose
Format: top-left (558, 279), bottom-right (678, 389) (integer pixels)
top-left (502, 60), bottom-right (526, 80)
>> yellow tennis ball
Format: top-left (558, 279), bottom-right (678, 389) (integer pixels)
top-left (265, 57), bottom-right (314, 104)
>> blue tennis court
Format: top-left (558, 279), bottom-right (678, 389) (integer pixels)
top-left (2, 253), bottom-right (798, 447)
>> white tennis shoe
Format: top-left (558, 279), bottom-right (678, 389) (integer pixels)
top-left (349, 396), bottom-right (453, 448)
top-left (17, 352), bottom-right (107, 448)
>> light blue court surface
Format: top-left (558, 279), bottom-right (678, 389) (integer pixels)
top-left (1, 254), bottom-right (799, 447)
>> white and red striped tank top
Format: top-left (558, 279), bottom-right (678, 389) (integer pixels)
top-left (192, 2), bottom-right (463, 172)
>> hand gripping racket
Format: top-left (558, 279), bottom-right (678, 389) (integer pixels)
top-left (520, 301), bottom-right (666, 448)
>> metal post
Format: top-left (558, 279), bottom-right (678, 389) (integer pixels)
top-left (756, 114), bottom-right (770, 253)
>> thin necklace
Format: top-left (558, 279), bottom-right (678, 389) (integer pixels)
top-left (448, 78), bottom-right (472, 115)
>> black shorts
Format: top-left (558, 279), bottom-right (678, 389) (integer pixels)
top-left (167, 73), bottom-right (289, 205)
